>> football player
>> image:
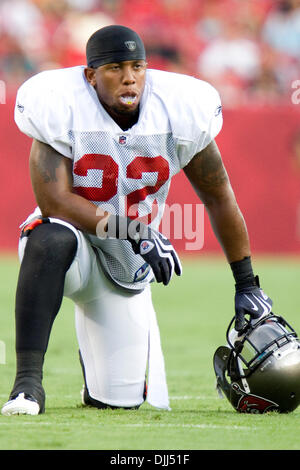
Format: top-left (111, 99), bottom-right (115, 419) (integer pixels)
top-left (1, 25), bottom-right (272, 415)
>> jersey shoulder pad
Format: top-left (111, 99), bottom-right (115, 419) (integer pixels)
top-left (147, 69), bottom-right (223, 167)
top-left (14, 66), bottom-right (86, 157)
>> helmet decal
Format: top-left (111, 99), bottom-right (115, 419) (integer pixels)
top-left (232, 383), bottom-right (279, 414)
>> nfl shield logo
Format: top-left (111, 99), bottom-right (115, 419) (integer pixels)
top-left (119, 135), bottom-right (127, 145)
top-left (141, 241), bottom-right (150, 251)
top-left (124, 41), bottom-right (136, 51)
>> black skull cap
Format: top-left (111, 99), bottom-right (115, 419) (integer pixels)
top-left (86, 24), bottom-right (146, 68)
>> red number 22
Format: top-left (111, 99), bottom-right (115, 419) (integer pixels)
top-left (74, 154), bottom-right (169, 224)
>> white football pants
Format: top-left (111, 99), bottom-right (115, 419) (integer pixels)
top-left (18, 213), bottom-right (170, 410)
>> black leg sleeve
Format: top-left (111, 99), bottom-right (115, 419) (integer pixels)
top-left (15, 222), bottom-right (78, 353)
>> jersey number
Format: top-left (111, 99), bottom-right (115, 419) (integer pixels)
top-left (73, 154), bottom-right (169, 224)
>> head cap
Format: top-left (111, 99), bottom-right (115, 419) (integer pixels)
top-left (86, 25), bottom-right (146, 68)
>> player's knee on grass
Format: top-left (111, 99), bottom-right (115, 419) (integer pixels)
top-left (83, 392), bottom-right (142, 410)
top-left (82, 381), bottom-right (147, 411)
top-left (79, 351), bottom-right (146, 411)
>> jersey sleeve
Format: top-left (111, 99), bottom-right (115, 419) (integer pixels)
top-left (198, 83), bottom-right (223, 150)
top-left (14, 73), bottom-right (73, 158)
top-left (172, 79), bottom-right (223, 169)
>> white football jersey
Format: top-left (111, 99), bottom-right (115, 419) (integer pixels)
top-left (15, 66), bottom-right (223, 291)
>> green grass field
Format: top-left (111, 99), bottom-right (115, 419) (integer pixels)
top-left (0, 254), bottom-right (300, 451)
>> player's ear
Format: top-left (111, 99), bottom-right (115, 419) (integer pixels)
top-left (84, 67), bottom-right (96, 86)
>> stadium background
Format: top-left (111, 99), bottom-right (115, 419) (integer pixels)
top-left (1, 0), bottom-right (300, 256)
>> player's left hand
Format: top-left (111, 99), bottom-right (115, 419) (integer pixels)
top-left (234, 276), bottom-right (273, 331)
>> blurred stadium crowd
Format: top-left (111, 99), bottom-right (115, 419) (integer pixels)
top-left (0, 0), bottom-right (299, 107)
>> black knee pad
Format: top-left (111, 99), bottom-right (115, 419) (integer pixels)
top-left (23, 221), bottom-right (78, 271)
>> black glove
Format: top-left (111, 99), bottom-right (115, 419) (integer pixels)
top-left (106, 215), bottom-right (182, 286)
top-left (230, 257), bottom-right (273, 331)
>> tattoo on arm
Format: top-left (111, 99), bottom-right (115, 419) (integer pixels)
top-left (184, 140), bottom-right (228, 192)
top-left (36, 145), bottom-right (63, 183)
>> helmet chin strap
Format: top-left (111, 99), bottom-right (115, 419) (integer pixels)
top-left (236, 356), bottom-right (250, 393)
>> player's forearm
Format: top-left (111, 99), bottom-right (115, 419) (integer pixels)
top-left (184, 141), bottom-right (251, 263)
top-left (205, 190), bottom-right (251, 263)
top-left (39, 190), bottom-right (109, 235)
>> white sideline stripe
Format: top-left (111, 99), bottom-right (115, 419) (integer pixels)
top-left (170, 396), bottom-right (217, 400)
top-left (0, 422), bottom-right (255, 430)
top-left (0, 394), bottom-right (217, 400)
top-left (121, 424), bottom-right (255, 430)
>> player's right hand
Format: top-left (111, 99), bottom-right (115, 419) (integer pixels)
top-left (131, 231), bottom-right (182, 286)
top-left (105, 215), bottom-right (182, 285)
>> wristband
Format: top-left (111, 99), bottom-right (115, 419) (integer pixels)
top-left (230, 256), bottom-right (257, 290)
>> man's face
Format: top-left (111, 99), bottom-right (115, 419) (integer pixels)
top-left (85, 60), bottom-right (147, 116)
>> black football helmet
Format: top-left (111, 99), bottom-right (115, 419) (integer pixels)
top-left (213, 313), bottom-right (300, 413)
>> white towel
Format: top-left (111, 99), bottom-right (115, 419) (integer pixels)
top-left (146, 303), bottom-right (171, 410)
